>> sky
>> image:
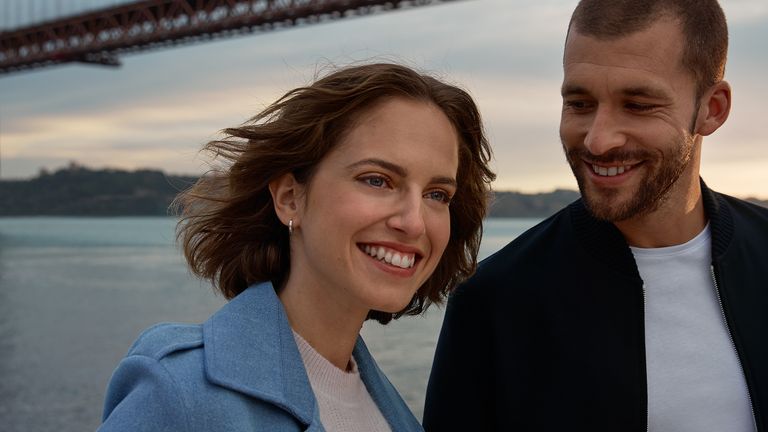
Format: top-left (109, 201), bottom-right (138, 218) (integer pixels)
top-left (1, 0), bottom-right (767, 198)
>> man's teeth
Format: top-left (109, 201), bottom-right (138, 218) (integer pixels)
top-left (592, 164), bottom-right (629, 177)
top-left (363, 245), bottom-right (415, 269)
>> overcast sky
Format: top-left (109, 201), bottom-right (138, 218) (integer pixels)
top-left (1, 0), bottom-right (767, 197)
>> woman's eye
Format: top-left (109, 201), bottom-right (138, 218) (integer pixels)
top-left (425, 190), bottom-right (452, 204)
top-left (361, 175), bottom-right (388, 188)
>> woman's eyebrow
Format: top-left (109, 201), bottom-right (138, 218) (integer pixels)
top-left (431, 176), bottom-right (457, 188)
top-left (346, 158), bottom-right (407, 177)
top-left (347, 158), bottom-right (457, 187)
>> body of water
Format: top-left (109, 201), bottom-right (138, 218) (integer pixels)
top-left (0, 217), bottom-right (540, 431)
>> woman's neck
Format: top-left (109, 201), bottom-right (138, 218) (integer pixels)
top-left (278, 277), bottom-right (369, 371)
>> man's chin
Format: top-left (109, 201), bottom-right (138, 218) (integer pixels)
top-left (584, 199), bottom-right (626, 222)
top-left (572, 169), bottom-right (629, 221)
top-left (581, 186), bottom-right (636, 222)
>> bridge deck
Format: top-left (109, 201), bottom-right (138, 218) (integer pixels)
top-left (0, 0), bottom-right (457, 74)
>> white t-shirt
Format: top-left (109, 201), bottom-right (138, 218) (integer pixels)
top-left (631, 224), bottom-right (755, 432)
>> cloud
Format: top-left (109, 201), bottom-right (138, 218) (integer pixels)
top-left (3, 83), bottom-right (283, 157)
top-left (722, 0), bottom-right (768, 24)
top-left (2, 0), bottom-right (767, 198)
top-left (701, 157), bottom-right (768, 198)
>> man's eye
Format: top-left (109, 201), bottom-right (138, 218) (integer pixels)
top-left (564, 100), bottom-right (591, 111)
top-left (626, 103), bottom-right (656, 112)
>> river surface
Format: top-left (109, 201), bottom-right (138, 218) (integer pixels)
top-left (0, 216), bottom-right (540, 431)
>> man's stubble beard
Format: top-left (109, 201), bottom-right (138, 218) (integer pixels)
top-left (563, 133), bottom-right (696, 222)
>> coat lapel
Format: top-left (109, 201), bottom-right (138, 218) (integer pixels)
top-left (354, 338), bottom-right (423, 431)
top-left (202, 282), bottom-right (317, 426)
top-left (202, 281), bottom-right (422, 431)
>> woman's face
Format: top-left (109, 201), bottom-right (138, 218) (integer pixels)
top-left (289, 97), bottom-right (459, 318)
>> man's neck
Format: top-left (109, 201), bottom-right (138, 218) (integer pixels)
top-left (614, 182), bottom-right (706, 248)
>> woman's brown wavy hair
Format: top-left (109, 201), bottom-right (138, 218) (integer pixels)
top-left (174, 63), bottom-right (494, 324)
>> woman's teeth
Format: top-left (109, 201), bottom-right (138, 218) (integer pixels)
top-left (363, 245), bottom-right (415, 269)
top-left (592, 164), bottom-right (631, 177)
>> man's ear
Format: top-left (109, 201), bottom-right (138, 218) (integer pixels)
top-left (695, 80), bottom-right (731, 137)
top-left (268, 173), bottom-right (304, 227)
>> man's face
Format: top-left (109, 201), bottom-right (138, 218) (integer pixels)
top-left (559, 18), bottom-right (702, 222)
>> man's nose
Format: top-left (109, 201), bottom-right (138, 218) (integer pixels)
top-left (584, 107), bottom-right (627, 155)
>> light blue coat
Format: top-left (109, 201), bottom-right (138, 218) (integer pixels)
top-left (99, 282), bottom-right (423, 431)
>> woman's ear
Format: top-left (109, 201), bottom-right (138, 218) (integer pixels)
top-left (695, 80), bottom-right (731, 137)
top-left (268, 173), bottom-right (304, 227)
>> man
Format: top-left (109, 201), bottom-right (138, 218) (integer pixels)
top-left (423, 1), bottom-right (768, 431)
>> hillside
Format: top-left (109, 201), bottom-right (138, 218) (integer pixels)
top-left (1, 165), bottom-right (765, 217)
top-left (0, 164), bottom-right (197, 216)
top-left (488, 189), bottom-right (581, 218)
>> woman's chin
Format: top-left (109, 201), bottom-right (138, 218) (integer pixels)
top-left (371, 298), bottom-right (415, 315)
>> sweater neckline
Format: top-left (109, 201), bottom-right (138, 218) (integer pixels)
top-left (292, 329), bottom-right (367, 404)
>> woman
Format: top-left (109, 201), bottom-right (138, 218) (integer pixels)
top-left (99, 63), bottom-right (494, 431)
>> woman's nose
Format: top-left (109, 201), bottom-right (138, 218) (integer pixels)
top-left (386, 194), bottom-right (426, 237)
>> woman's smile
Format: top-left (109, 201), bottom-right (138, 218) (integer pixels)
top-left (285, 97), bottom-right (458, 316)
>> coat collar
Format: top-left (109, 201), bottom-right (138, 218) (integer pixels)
top-left (352, 338), bottom-right (422, 431)
top-left (202, 282), bottom-right (317, 425)
top-left (201, 281), bottom-right (420, 430)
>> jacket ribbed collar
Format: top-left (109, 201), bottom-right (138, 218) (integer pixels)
top-left (568, 178), bottom-right (734, 277)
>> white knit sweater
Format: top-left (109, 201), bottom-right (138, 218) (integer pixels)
top-left (292, 330), bottom-right (392, 432)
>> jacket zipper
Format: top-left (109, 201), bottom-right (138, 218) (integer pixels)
top-left (641, 282), bottom-right (649, 432)
top-left (710, 265), bottom-right (758, 431)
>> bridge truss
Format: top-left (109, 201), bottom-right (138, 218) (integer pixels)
top-left (0, 0), bottom-right (459, 75)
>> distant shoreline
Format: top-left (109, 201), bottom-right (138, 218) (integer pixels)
top-left (2, 164), bottom-right (766, 218)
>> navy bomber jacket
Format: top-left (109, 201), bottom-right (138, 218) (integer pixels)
top-left (424, 180), bottom-right (768, 431)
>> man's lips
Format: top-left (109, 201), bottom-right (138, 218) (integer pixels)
top-left (585, 161), bottom-right (642, 177)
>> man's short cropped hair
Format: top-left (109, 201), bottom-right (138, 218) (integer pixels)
top-left (569, 0), bottom-right (728, 97)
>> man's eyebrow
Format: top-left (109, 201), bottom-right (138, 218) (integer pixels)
top-left (622, 86), bottom-right (671, 100)
top-left (561, 84), bottom-right (589, 98)
top-left (561, 84), bottom-right (672, 101)
top-left (346, 158), bottom-right (457, 188)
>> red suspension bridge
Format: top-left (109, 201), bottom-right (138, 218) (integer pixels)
top-left (0, 0), bottom-right (460, 75)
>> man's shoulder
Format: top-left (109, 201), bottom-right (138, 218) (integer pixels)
top-left (482, 206), bottom-right (574, 269)
top-left (458, 204), bottom-right (577, 294)
top-left (446, 204), bottom-right (578, 313)
top-left (126, 322), bottom-right (204, 361)
top-left (716, 192), bottom-right (768, 222)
